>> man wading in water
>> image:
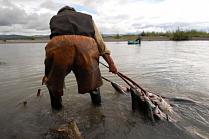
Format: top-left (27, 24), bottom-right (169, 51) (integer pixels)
top-left (42, 6), bottom-right (117, 110)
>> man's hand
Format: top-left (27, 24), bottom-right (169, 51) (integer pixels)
top-left (42, 75), bottom-right (48, 85)
top-left (102, 53), bottom-right (118, 74)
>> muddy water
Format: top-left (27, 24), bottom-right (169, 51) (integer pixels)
top-left (0, 41), bottom-right (209, 139)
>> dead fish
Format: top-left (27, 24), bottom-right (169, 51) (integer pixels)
top-left (111, 82), bottom-right (129, 95)
top-left (147, 92), bottom-right (161, 102)
top-left (147, 92), bottom-right (173, 114)
top-left (143, 95), bottom-right (156, 122)
top-left (156, 97), bottom-right (173, 114)
top-left (37, 89), bottom-right (41, 96)
top-left (130, 87), bottom-right (142, 112)
top-left (153, 106), bottom-right (168, 120)
top-left (131, 87), bottom-right (157, 122)
top-left (144, 95), bottom-right (156, 108)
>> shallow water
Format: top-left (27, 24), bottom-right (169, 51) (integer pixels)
top-left (0, 41), bottom-right (209, 139)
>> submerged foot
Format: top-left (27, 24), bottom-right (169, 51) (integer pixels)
top-left (51, 100), bottom-right (63, 111)
top-left (90, 88), bottom-right (101, 106)
top-left (49, 93), bottom-right (63, 111)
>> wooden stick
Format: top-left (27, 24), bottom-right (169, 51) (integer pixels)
top-left (117, 72), bottom-right (147, 94)
top-left (99, 61), bottom-right (147, 94)
top-left (101, 76), bottom-right (112, 83)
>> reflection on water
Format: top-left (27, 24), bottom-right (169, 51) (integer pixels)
top-left (0, 41), bottom-right (209, 139)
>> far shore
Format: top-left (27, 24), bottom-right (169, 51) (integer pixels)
top-left (0, 36), bottom-right (209, 44)
top-left (0, 39), bottom-right (49, 44)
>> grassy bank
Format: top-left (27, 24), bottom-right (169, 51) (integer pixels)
top-left (103, 30), bottom-right (209, 41)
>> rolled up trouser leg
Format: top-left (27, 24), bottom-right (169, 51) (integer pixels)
top-left (90, 88), bottom-right (101, 106)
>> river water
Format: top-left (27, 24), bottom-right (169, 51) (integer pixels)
top-left (0, 41), bottom-right (209, 139)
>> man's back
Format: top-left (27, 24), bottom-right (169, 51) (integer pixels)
top-left (50, 7), bottom-right (95, 39)
top-left (43, 6), bottom-right (117, 110)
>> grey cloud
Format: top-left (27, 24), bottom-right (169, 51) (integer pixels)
top-left (153, 22), bottom-right (203, 31)
top-left (24, 14), bottom-right (49, 30)
top-left (0, 0), bottom-right (13, 7)
top-left (0, 0), bottom-right (208, 35)
top-left (100, 25), bottom-right (121, 34)
top-left (0, 0), bottom-right (28, 26)
top-left (40, 0), bottom-right (63, 12)
top-left (0, 0), bottom-right (53, 34)
top-left (132, 22), bottom-right (209, 32)
top-left (71, 0), bottom-right (105, 9)
top-left (106, 14), bottom-right (130, 23)
top-left (0, 6), bottom-right (28, 26)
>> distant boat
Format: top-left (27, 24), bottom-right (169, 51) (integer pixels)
top-left (128, 40), bottom-right (141, 45)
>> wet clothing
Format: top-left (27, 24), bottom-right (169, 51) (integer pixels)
top-left (45, 35), bottom-right (103, 96)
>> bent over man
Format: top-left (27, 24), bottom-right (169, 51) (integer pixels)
top-left (42, 6), bottom-right (117, 110)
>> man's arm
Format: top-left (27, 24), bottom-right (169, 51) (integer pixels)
top-left (93, 21), bottom-right (110, 55)
top-left (102, 53), bottom-right (117, 74)
top-left (92, 20), bottom-right (118, 74)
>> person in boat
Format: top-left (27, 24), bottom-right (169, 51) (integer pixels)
top-left (42, 6), bottom-right (117, 110)
top-left (135, 34), bottom-right (141, 44)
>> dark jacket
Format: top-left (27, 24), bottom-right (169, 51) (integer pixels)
top-left (49, 6), bottom-right (95, 39)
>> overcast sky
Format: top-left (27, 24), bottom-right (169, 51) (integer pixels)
top-left (0, 0), bottom-right (209, 35)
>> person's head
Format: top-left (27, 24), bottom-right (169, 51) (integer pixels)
top-left (57, 6), bottom-right (76, 14)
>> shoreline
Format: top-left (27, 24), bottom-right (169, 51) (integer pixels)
top-left (0, 39), bottom-right (49, 44)
top-left (103, 36), bottom-right (209, 41)
top-left (0, 36), bottom-right (209, 44)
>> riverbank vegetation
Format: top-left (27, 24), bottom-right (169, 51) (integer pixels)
top-left (103, 29), bottom-right (209, 41)
top-left (141, 29), bottom-right (209, 41)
